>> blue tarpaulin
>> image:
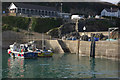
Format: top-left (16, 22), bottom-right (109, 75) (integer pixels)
top-left (88, 37), bottom-right (99, 41)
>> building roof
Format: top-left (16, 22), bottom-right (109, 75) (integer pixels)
top-left (12, 3), bottom-right (57, 11)
top-left (104, 8), bottom-right (119, 12)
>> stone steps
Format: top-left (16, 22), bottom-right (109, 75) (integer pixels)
top-left (57, 40), bottom-right (71, 53)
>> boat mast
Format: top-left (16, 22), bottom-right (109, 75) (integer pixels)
top-left (28, 28), bottom-right (30, 42)
top-left (42, 33), bottom-right (44, 50)
top-left (28, 18), bottom-right (32, 42)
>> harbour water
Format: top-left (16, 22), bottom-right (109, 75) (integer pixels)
top-left (2, 50), bottom-right (119, 78)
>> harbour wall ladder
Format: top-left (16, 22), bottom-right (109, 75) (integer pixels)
top-left (57, 40), bottom-right (71, 53)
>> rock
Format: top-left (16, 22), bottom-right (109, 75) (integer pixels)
top-left (65, 31), bottom-right (80, 39)
top-left (47, 23), bottom-right (75, 38)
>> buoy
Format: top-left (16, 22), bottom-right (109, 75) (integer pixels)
top-left (21, 54), bottom-right (24, 56)
top-left (8, 51), bottom-right (11, 54)
top-left (18, 54), bottom-right (20, 56)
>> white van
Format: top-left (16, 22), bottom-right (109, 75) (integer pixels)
top-left (71, 15), bottom-right (84, 20)
top-left (71, 15), bottom-right (80, 19)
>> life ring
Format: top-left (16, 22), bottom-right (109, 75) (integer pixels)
top-left (38, 53), bottom-right (42, 56)
top-left (8, 51), bottom-right (11, 54)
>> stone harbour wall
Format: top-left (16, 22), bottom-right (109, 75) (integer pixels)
top-left (2, 38), bottom-right (119, 60)
top-left (95, 41), bottom-right (119, 60)
top-left (48, 40), bottom-right (119, 60)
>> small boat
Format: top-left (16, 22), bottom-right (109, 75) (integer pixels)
top-left (7, 41), bottom-right (53, 58)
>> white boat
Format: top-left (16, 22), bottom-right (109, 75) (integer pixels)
top-left (7, 41), bottom-right (53, 58)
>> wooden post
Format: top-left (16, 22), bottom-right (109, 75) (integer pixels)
top-left (77, 39), bottom-right (80, 61)
top-left (90, 34), bottom-right (93, 57)
top-left (90, 34), bottom-right (95, 58)
top-left (108, 29), bottom-right (110, 41)
top-left (77, 39), bottom-right (80, 54)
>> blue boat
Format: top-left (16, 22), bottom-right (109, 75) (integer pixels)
top-left (8, 41), bottom-right (53, 58)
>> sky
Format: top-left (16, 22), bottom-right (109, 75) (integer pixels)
top-left (1, 0), bottom-right (120, 4)
top-left (101, 0), bottom-right (119, 4)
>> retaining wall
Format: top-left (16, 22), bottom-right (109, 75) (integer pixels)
top-left (46, 40), bottom-right (64, 53)
top-left (62, 40), bottom-right (119, 60)
top-left (95, 41), bottom-right (119, 59)
top-left (62, 40), bottom-right (78, 53)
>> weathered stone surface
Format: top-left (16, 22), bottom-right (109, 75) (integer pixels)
top-left (46, 40), bottom-right (64, 53)
top-left (2, 33), bottom-right (119, 60)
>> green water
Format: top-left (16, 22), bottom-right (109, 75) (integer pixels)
top-left (2, 50), bottom-right (119, 78)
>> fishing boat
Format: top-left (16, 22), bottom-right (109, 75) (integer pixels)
top-left (38, 33), bottom-right (54, 57)
top-left (7, 41), bottom-right (53, 58)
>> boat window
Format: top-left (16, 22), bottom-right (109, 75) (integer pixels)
top-left (20, 46), bottom-right (24, 49)
top-left (29, 47), bottom-right (33, 50)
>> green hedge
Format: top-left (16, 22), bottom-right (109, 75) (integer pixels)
top-left (31, 18), bottom-right (63, 33)
top-left (79, 18), bottom-right (118, 32)
top-left (2, 16), bottom-right (30, 30)
top-left (2, 16), bottom-right (63, 33)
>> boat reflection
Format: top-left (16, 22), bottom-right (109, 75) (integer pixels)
top-left (90, 57), bottom-right (96, 78)
top-left (7, 58), bottom-right (25, 78)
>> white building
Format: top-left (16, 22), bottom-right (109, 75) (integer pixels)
top-left (101, 8), bottom-right (120, 18)
top-left (8, 2), bottom-right (59, 17)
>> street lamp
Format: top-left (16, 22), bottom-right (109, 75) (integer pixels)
top-left (111, 7), bottom-right (112, 20)
top-left (61, 2), bottom-right (63, 13)
top-left (83, 26), bottom-right (86, 36)
top-left (75, 19), bottom-right (79, 32)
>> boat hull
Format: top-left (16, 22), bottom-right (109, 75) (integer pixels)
top-left (8, 50), bottom-right (53, 58)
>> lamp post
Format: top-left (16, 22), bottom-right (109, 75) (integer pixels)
top-left (83, 26), bottom-right (86, 36)
top-left (111, 7), bottom-right (112, 20)
top-left (76, 19), bottom-right (79, 32)
top-left (61, 2), bottom-right (63, 13)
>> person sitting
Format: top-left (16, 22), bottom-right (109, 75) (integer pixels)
top-left (43, 47), bottom-right (47, 51)
top-left (24, 46), bottom-right (28, 52)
